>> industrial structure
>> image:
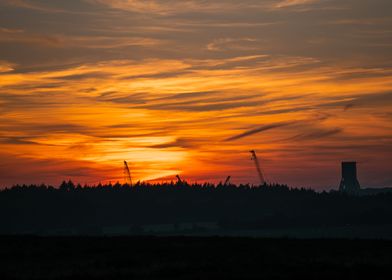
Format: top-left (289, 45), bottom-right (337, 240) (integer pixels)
top-left (123, 161), bottom-right (133, 187)
top-left (223, 176), bottom-right (231, 187)
top-left (339, 161), bottom-right (361, 193)
top-left (176, 175), bottom-right (183, 184)
top-left (121, 156), bottom-right (365, 193)
top-left (250, 150), bottom-right (266, 185)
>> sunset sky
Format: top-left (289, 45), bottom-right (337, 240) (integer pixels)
top-left (0, 0), bottom-right (391, 189)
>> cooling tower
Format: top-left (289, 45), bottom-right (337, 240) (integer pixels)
top-left (339, 162), bottom-right (361, 193)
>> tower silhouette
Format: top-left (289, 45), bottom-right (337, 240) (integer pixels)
top-left (339, 162), bottom-right (361, 193)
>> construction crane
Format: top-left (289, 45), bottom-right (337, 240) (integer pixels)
top-left (123, 161), bottom-right (133, 187)
top-left (250, 150), bottom-right (266, 186)
top-left (223, 176), bottom-right (231, 187)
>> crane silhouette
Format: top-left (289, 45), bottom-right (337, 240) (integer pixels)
top-left (250, 150), bottom-right (266, 186)
top-left (223, 176), bottom-right (231, 187)
top-left (123, 161), bottom-right (133, 187)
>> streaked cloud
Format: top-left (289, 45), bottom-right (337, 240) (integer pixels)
top-left (87, 0), bottom-right (250, 15)
top-left (274, 0), bottom-right (319, 9)
top-left (87, 0), bottom-right (323, 14)
top-left (2, 0), bottom-right (68, 13)
top-left (225, 122), bottom-right (296, 141)
top-left (0, 0), bottom-right (391, 189)
top-left (0, 61), bottom-right (15, 73)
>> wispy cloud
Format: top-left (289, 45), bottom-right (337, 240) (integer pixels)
top-left (1, 0), bottom-right (392, 188)
top-left (86, 0), bottom-right (234, 15)
top-left (0, 28), bottom-right (165, 49)
top-left (274, 0), bottom-right (319, 9)
top-left (285, 128), bottom-right (343, 141)
top-left (206, 38), bottom-right (259, 52)
top-left (88, 0), bottom-right (322, 14)
top-left (0, 61), bottom-right (15, 73)
top-left (2, 0), bottom-right (67, 13)
top-left (225, 122), bottom-right (295, 141)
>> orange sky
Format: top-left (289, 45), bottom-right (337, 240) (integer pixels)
top-left (0, 0), bottom-right (391, 189)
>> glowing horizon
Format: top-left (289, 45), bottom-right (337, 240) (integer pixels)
top-left (0, 0), bottom-right (391, 189)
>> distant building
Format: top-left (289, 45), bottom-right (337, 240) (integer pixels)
top-left (339, 162), bottom-right (361, 193)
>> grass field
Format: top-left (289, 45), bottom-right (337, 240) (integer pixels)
top-left (1, 236), bottom-right (392, 279)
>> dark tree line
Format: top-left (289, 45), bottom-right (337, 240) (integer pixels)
top-left (1, 181), bottom-right (392, 235)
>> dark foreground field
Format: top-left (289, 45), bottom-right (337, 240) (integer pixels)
top-left (1, 237), bottom-right (392, 280)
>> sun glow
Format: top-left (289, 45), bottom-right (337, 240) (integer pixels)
top-left (1, 0), bottom-right (391, 188)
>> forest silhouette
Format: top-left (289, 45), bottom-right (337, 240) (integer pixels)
top-left (1, 181), bottom-right (392, 237)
